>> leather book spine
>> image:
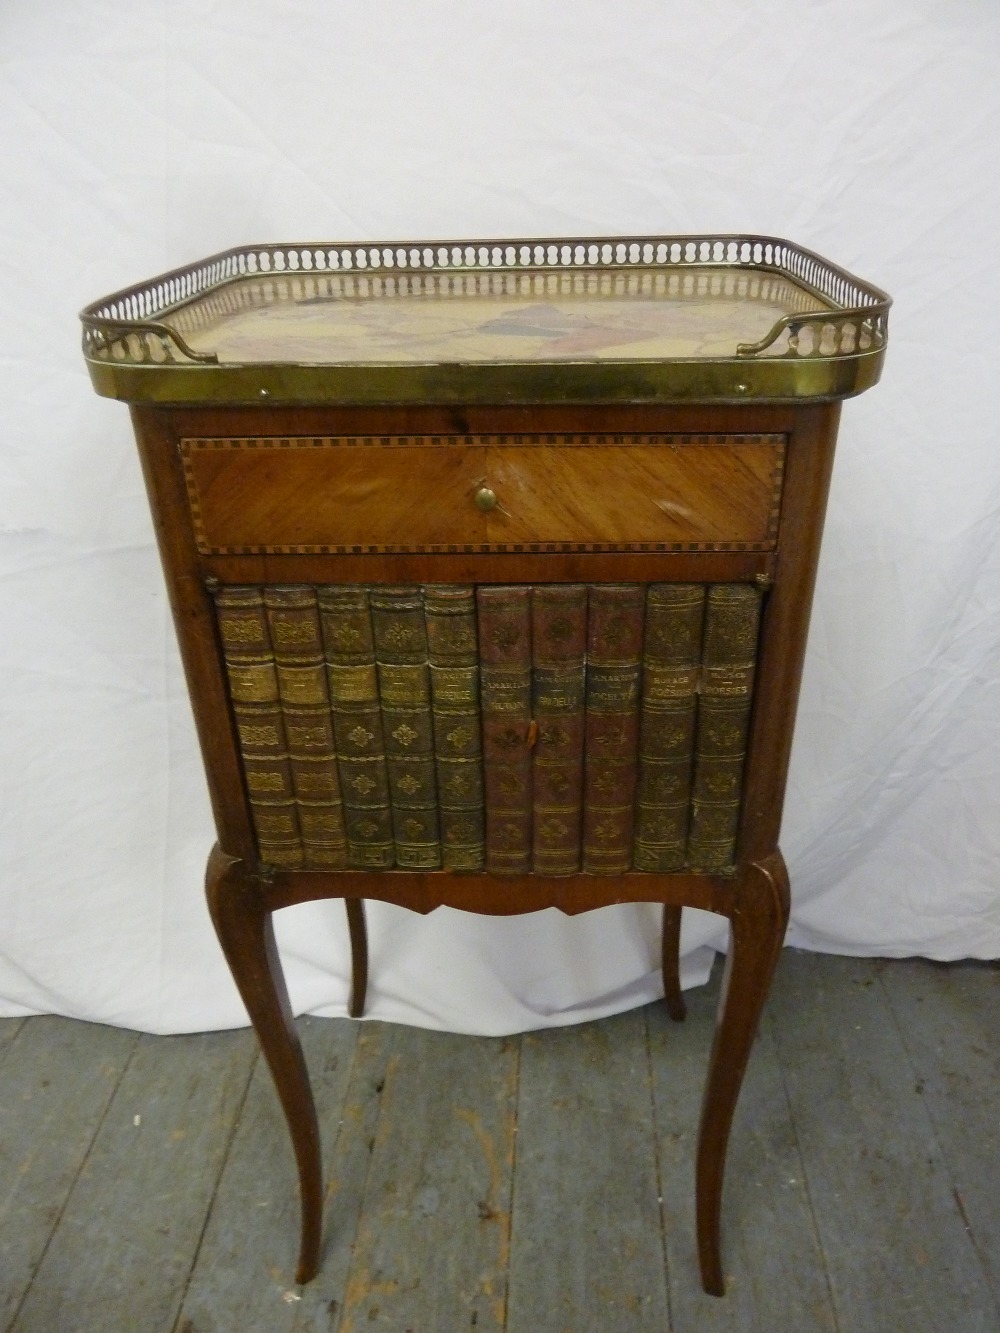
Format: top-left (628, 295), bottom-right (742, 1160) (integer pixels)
top-left (530, 585), bottom-right (587, 875)
top-left (582, 584), bottom-right (645, 874)
top-left (370, 587), bottom-right (441, 870)
top-left (687, 583), bottom-right (763, 871)
top-left (317, 586), bottom-right (394, 869)
top-left (213, 585), bottom-right (303, 870)
top-left (263, 587), bottom-right (348, 871)
top-left (424, 585), bottom-right (485, 871)
top-left (633, 585), bottom-right (707, 872)
top-left (477, 585), bottom-right (533, 875)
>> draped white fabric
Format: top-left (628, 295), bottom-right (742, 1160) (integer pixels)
top-left (1, 1), bottom-right (997, 1034)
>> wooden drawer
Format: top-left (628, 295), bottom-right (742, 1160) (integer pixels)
top-left (181, 433), bottom-right (785, 555)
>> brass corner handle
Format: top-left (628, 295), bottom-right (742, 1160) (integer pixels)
top-left (474, 485), bottom-right (499, 512)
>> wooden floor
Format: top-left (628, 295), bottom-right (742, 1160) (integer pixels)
top-left (1, 952), bottom-right (998, 1333)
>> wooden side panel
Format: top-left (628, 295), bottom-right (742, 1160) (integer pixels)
top-left (131, 406), bottom-right (258, 861)
top-left (738, 403), bottom-right (840, 861)
top-left (181, 434), bottom-right (785, 555)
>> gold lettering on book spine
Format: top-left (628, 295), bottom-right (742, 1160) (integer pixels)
top-left (425, 586), bottom-right (484, 870)
top-left (319, 586), bottom-right (394, 868)
top-left (212, 586), bottom-right (303, 870)
top-left (582, 584), bottom-right (645, 874)
top-left (531, 585), bottom-right (587, 875)
top-left (372, 587), bottom-right (441, 869)
top-left (633, 585), bottom-right (707, 872)
top-left (264, 586), bottom-right (348, 870)
top-left (479, 585), bottom-right (532, 874)
top-left (686, 583), bottom-right (763, 871)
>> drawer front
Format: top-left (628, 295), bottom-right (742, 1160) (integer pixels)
top-left (181, 433), bottom-right (785, 555)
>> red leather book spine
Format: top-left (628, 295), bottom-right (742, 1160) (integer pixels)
top-left (477, 585), bottom-right (533, 875)
top-left (582, 584), bottom-right (645, 874)
top-left (531, 585), bottom-right (587, 875)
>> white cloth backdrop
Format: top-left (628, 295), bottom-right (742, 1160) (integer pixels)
top-left (1, 1), bottom-right (998, 1034)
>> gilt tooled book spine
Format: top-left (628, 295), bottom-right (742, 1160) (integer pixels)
top-left (582, 584), bottom-right (645, 874)
top-left (370, 587), bottom-right (441, 870)
top-left (633, 585), bottom-right (707, 872)
top-left (530, 585), bottom-right (587, 875)
top-left (687, 583), bottom-right (763, 871)
top-left (262, 587), bottom-right (348, 871)
top-left (424, 585), bottom-right (485, 871)
top-left (213, 585), bottom-right (303, 870)
top-left (317, 586), bottom-right (394, 869)
top-left (477, 585), bottom-right (533, 875)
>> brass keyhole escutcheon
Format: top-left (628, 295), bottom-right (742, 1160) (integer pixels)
top-left (474, 485), bottom-right (498, 512)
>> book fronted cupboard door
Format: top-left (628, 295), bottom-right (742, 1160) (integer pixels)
top-left (84, 235), bottom-right (889, 1297)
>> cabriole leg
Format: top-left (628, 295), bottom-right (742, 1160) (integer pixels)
top-left (661, 903), bottom-right (686, 1022)
top-left (205, 846), bottom-right (323, 1284)
top-left (345, 896), bottom-right (368, 1018)
top-left (695, 853), bottom-right (790, 1296)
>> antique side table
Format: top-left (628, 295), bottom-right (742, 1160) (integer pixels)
top-left (81, 235), bottom-right (889, 1296)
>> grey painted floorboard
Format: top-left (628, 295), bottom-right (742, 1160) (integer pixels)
top-left (174, 1017), bottom-right (395, 1333)
top-left (0, 1017), bottom-right (139, 1330)
top-left (0, 1018), bottom-right (26, 1064)
top-left (291, 1021), bottom-right (403, 1333)
top-left (5, 955), bottom-right (1000, 1332)
top-left (769, 953), bottom-right (998, 1333)
top-left (9, 1029), bottom-right (257, 1333)
top-left (329, 1025), bottom-right (519, 1333)
top-left (506, 1010), bottom-right (671, 1333)
top-left (648, 970), bottom-right (837, 1333)
top-left (326, 1023), bottom-right (520, 1327)
top-left (878, 959), bottom-right (1000, 1318)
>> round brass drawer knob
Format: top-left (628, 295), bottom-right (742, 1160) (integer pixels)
top-left (474, 485), bottom-right (498, 512)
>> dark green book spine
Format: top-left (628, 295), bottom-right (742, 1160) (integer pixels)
top-left (687, 583), bottom-right (763, 871)
top-left (633, 585), bottom-right (706, 872)
top-left (263, 586), bottom-right (348, 871)
top-left (370, 586), bottom-right (441, 870)
top-left (424, 585), bottom-right (485, 871)
top-left (213, 585), bottom-right (303, 870)
top-left (317, 586), bottom-right (394, 869)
